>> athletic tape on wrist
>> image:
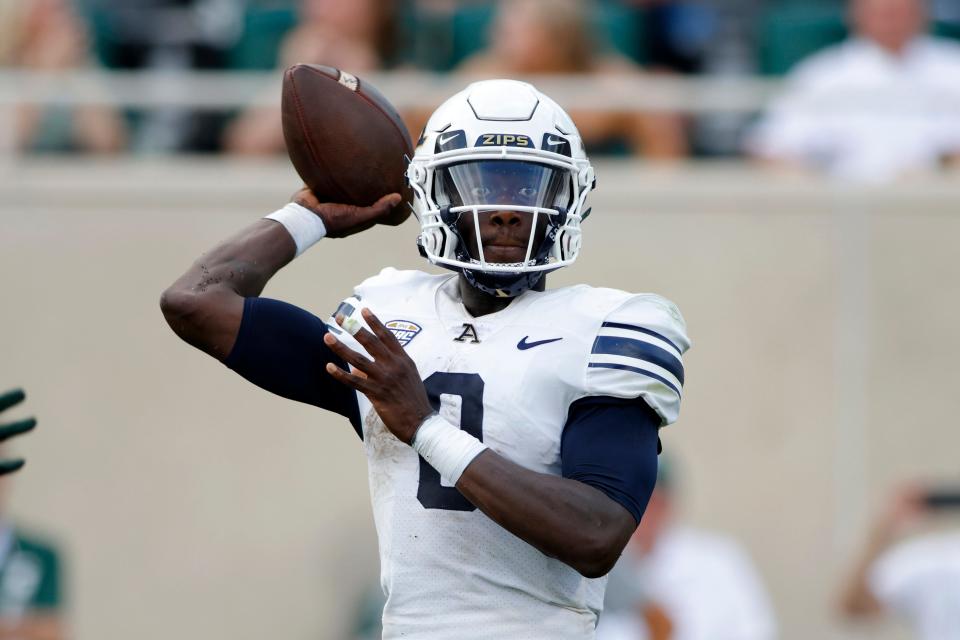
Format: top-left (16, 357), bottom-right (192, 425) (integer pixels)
top-left (412, 414), bottom-right (488, 486)
top-left (265, 202), bottom-right (327, 256)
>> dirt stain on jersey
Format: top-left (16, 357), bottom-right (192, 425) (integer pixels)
top-left (364, 409), bottom-right (408, 501)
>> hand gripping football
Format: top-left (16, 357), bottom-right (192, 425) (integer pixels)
top-left (281, 64), bottom-right (413, 225)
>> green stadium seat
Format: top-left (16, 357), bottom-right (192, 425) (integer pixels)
top-left (410, 2), bottom-right (643, 72)
top-left (758, 1), bottom-right (960, 76)
top-left (757, 3), bottom-right (847, 75)
top-left (448, 4), bottom-right (496, 70)
top-left (933, 21), bottom-right (960, 42)
top-left (597, 3), bottom-right (646, 64)
top-left (228, 6), bottom-right (298, 70)
top-left (80, 3), bottom-right (124, 68)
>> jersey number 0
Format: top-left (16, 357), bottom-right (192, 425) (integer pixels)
top-left (417, 372), bottom-right (484, 512)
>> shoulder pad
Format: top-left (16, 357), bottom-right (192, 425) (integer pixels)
top-left (584, 294), bottom-right (689, 426)
top-left (326, 268), bottom-right (444, 357)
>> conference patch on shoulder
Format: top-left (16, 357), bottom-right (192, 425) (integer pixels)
top-left (385, 320), bottom-right (422, 347)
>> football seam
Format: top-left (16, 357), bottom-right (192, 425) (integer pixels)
top-left (353, 88), bottom-right (414, 158)
top-left (302, 65), bottom-right (413, 160)
top-left (290, 68), bottom-right (352, 202)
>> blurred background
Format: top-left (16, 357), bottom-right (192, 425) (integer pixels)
top-left (2, 0), bottom-right (960, 638)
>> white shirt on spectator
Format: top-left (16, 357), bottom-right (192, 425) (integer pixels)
top-left (869, 531), bottom-right (960, 640)
top-left (747, 36), bottom-right (960, 182)
top-left (597, 526), bottom-right (776, 640)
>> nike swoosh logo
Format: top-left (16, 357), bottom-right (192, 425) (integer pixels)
top-left (545, 137), bottom-right (564, 146)
top-left (517, 336), bottom-right (563, 350)
top-left (439, 133), bottom-right (459, 146)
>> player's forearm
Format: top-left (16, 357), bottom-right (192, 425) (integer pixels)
top-left (837, 522), bottom-right (895, 618)
top-left (161, 190), bottom-right (400, 359)
top-left (457, 450), bottom-right (634, 578)
top-left (175, 220), bottom-right (295, 297)
top-left (160, 220), bottom-right (295, 358)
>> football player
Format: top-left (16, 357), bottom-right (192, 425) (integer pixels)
top-left (160, 80), bottom-right (689, 639)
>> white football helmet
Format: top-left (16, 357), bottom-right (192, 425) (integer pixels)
top-left (406, 79), bottom-right (595, 297)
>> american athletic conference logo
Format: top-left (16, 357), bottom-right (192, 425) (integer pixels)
top-left (385, 320), bottom-right (422, 347)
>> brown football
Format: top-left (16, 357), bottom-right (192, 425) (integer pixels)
top-left (281, 64), bottom-right (413, 224)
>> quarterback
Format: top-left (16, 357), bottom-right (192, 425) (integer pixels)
top-left (161, 80), bottom-right (689, 639)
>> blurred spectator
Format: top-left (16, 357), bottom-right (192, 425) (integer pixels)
top-left (455, 0), bottom-right (688, 159)
top-left (0, 479), bottom-right (64, 640)
top-left (0, 0), bottom-right (126, 153)
top-left (0, 389), bottom-right (63, 639)
top-left (95, 0), bottom-right (243, 152)
top-left (838, 484), bottom-right (960, 639)
top-left (747, 0), bottom-right (960, 182)
top-left (224, 0), bottom-right (397, 155)
top-left (598, 460), bottom-right (776, 640)
top-left (348, 583), bottom-right (386, 640)
top-left (623, 0), bottom-right (718, 74)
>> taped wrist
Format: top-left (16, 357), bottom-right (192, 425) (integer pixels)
top-left (411, 414), bottom-right (487, 485)
top-left (265, 202), bottom-right (327, 256)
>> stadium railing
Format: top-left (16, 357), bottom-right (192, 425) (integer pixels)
top-left (3, 70), bottom-right (958, 132)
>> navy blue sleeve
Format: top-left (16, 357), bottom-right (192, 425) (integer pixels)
top-left (561, 396), bottom-right (660, 524)
top-left (223, 297), bottom-right (362, 438)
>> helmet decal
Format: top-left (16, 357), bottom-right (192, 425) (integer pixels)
top-left (540, 133), bottom-right (571, 157)
top-left (435, 130), bottom-right (467, 153)
top-left (474, 134), bottom-right (534, 148)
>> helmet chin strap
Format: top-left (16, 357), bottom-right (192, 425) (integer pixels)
top-left (463, 267), bottom-right (547, 298)
top-left (431, 206), bottom-right (564, 298)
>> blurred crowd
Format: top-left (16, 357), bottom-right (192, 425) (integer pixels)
top-left (343, 455), bottom-right (960, 640)
top-left (2, 0), bottom-right (960, 181)
top-left (588, 469), bottom-right (960, 640)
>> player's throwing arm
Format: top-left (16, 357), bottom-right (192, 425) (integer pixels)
top-left (159, 189), bottom-right (401, 359)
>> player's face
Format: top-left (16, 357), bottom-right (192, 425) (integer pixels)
top-left (438, 160), bottom-right (567, 265)
top-left (455, 208), bottom-right (550, 265)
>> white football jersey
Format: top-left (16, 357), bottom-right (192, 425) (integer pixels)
top-left (333, 268), bottom-right (689, 640)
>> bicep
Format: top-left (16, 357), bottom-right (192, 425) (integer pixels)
top-left (223, 297), bottom-right (361, 436)
top-left (561, 396), bottom-right (661, 524)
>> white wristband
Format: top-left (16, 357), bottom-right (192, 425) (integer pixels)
top-left (265, 202), bottom-right (327, 256)
top-left (412, 414), bottom-right (488, 486)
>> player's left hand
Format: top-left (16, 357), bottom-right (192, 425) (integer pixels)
top-left (0, 389), bottom-right (37, 475)
top-left (324, 309), bottom-right (433, 444)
